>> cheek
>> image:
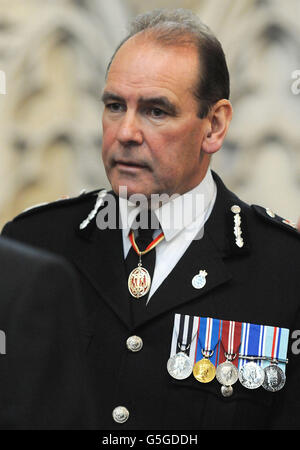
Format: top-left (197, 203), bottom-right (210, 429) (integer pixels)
top-left (151, 127), bottom-right (203, 186)
top-left (150, 126), bottom-right (200, 166)
top-left (101, 121), bottom-right (116, 159)
top-left (102, 114), bottom-right (118, 140)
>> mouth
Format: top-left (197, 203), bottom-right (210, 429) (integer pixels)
top-left (114, 159), bottom-right (149, 171)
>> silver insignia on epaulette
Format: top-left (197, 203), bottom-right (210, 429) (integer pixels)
top-left (282, 219), bottom-right (297, 229)
top-left (231, 205), bottom-right (244, 248)
top-left (266, 208), bottom-right (275, 218)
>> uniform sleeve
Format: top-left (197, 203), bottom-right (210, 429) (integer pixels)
top-left (1, 220), bottom-right (31, 248)
top-left (0, 255), bottom-right (85, 428)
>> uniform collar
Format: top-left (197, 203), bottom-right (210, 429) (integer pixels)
top-left (119, 168), bottom-right (216, 242)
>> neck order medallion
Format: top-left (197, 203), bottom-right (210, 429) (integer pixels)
top-left (128, 230), bottom-right (164, 299)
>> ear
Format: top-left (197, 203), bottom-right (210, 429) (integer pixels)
top-left (201, 100), bottom-right (233, 154)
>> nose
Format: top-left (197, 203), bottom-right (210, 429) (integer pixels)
top-left (116, 111), bottom-right (143, 146)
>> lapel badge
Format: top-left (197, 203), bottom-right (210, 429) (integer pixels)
top-left (192, 270), bottom-right (208, 289)
top-left (231, 205), bottom-right (244, 248)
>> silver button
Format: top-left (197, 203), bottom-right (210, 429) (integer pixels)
top-left (126, 335), bottom-right (143, 352)
top-left (112, 406), bottom-right (129, 424)
top-left (231, 205), bottom-right (241, 214)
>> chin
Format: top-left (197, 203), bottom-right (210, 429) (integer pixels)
top-left (116, 184), bottom-right (153, 202)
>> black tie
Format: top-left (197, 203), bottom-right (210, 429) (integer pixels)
top-left (125, 211), bottom-right (160, 324)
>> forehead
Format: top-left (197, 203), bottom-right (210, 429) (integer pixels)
top-left (105, 35), bottom-right (199, 102)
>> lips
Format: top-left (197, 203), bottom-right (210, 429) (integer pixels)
top-left (114, 159), bottom-right (148, 169)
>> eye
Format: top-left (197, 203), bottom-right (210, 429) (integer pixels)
top-left (148, 107), bottom-right (167, 118)
top-left (106, 102), bottom-right (125, 113)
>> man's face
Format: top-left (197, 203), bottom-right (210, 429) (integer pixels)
top-left (101, 35), bottom-right (210, 199)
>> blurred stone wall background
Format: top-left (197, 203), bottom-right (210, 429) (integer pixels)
top-left (0, 0), bottom-right (299, 228)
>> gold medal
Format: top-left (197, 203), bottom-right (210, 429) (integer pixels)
top-left (128, 265), bottom-right (151, 299)
top-left (193, 357), bottom-right (216, 383)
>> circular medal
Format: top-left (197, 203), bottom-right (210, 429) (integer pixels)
top-left (221, 385), bottom-right (234, 397)
top-left (193, 358), bottom-right (216, 383)
top-left (128, 266), bottom-right (151, 298)
top-left (262, 364), bottom-right (286, 392)
top-left (167, 352), bottom-right (193, 380)
top-left (216, 361), bottom-right (239, 387)
top-left (238, 361), bottom-right (265, 389)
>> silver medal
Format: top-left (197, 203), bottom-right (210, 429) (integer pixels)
top-left (167, 352), bottom-right (193, 380)
top-left (262, 364), bottom-right (286, 392)
top-left (216, 361), bottom-right (239, 387)
top-left (238, 361), bottom-right (265, 389)
top-left (221, 385), bottom-right (234, 397)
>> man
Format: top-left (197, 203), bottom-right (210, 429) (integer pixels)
top-left (0, 236), bottom-right (84, 428)
top-left (2, 9), bottom-right (300, 429)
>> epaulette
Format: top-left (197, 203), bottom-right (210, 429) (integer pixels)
top-left (251, 205), bottom-right (299, 237)
top-left (12, 188), bottom-right (103, 221)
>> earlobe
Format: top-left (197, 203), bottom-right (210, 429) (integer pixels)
top-left (202, 137), bottom-right (221, 154)
top-left (201, 123), bottom-right (220, 154)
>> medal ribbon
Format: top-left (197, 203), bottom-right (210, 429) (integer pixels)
top-left (195, 317), bottom-right (221, 366)
top-left (170, 314), bottom-right (200, 365)
top-left (261, 326), bottom-right (289, 373)
top-left (239, 323), bottom-right (264, 369)
top-left (129, 230), bottom-right (164, 256)
top-left (219, 320), bottom-right (242, 368)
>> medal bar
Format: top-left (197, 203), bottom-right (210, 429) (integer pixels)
top-left (238, 355), bottom-right (288, 364)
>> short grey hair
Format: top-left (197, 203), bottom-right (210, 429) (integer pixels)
top-left (106, 8), bottom-right (230, 118)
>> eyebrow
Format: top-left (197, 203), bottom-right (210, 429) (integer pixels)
top-left (139, 96), bottom-right (178, 116)
top-left (101, 91), bottom-right (124, 104)
top-left (101, 91), bottom-right (178, 116)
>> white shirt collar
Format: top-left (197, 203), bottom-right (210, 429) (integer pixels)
top-left (119, 169), bottom-right (216, 242)
top-left (156, 169), bottom-right (216, 241)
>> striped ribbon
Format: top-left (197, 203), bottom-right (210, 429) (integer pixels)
top-left (218, 320), bottom-right (242, 368)
top-left (170, 314), bottom-right (289, 374)
top-left (260, 326), bottom-right (289, 373)
top-left (170, 314), bottom-right (199, 366)
top-left (238, 323), bottom-right (265, 370)
top-left (129, 230), bottom-right (164, 255)
top-left (195, 317), bottom-right (222, 367)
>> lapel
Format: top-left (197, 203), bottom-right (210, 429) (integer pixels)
top-left (135, 171), bottom-right (251, 327)
top-left (71, 194), bottom-right (132, 330)
top-left (141, 229), bottom-right (232, 326)
top-left (71, 172), bottom-right (251, 331)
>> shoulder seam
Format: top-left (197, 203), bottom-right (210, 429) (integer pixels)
top-left (11, 189), bottom-right (103, 222)
top-left (251, 204), bottom-right (299, 237)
